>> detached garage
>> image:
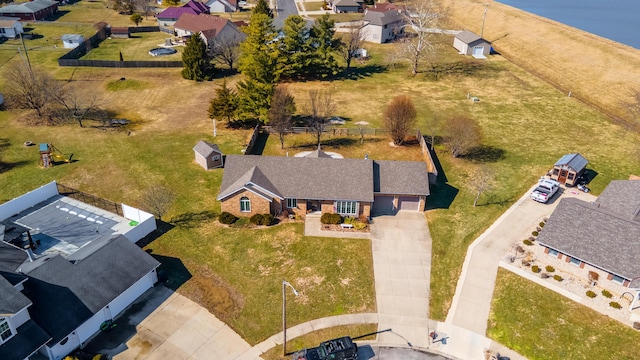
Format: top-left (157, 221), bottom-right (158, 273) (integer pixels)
top-left (372, 160), bottom-right (429, 215)
top-left (453, 30), bottom-right (491, 58)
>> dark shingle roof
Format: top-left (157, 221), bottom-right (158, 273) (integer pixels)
top-left (0, 0), bottom-right (57, 14)
top-left (0, 319), bottom-right (51, 360)
top-left (334, 0), bottom-right (361, 7)
top-left (374, 160), bottom-right (430, 196)
top-left (22, 236), bottom-right (159, 342)
top-left (554, 153), bottom-right (588, 173)
top-left (174, 13), bottom-right (231, 35)
top-left (537, 197), bottom-right (640, 280)
top-left (594, 180), bottom-right (640, 220)
top-left (218, 155), bottom-right (374, 202)
top-left (0, 241), bottom-right (27, 273)
top-left (193, 140), bottom-right (222, 157)
top-left (0, 275), bottom-right (30, 315)
top-left (364, 8), bottom-right (403, 26)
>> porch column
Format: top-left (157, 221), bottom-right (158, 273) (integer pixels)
top-left (631, 290), bottom-right (640, 310)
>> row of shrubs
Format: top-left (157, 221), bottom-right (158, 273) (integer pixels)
top-left (320, 213), bottom-right (369, 229)
top-left (530, 265), bottom-right (563, 281)
top-left (218, 212), bottom-right (274, 226)
top-left (585, 289), bottom-right (614, 299)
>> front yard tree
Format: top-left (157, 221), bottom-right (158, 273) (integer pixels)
top-left (470, 166), bottom-right (494, 207)
top-left (208, 78), bottom-right (239, 125)
top-left (182, 33), bottom-right (214, 81)
top-left (238, 13), bottom-right (279, 84)
top-left (210, 34), bottom-right (243, 71)
top-left (339, 21), bottom-right (365, 70)
top-left (268, 85), bottom-right (296, 149)
top-left (307, 89), bottom-right (335, 147)
top-left (130, 13), bottom-right (142, 27)
top-left (112, 0), bottom-right (135, 14)
top-left (253, 0), bottom-right (273, 17)
top-left (383, 95), bottom-right (417, 146)
top-left (396, 0), bottom-right (444, 75)
top-left (443, 115), bottom-right (482, 157)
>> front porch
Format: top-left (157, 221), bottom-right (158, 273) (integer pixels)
top-left (303, 213), bottom-right (370, 239)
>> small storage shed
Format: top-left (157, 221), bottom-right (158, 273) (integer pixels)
top-left (550, 153), bottom-right (588, 186)
top-left (453, 30), bottom-right (491, 58)
top-left (110, 27), bottom-right (131, 39)
top-left (193, 140), bottom-right (224, 169)
top-left (61, 34), bottom-right (84, 49)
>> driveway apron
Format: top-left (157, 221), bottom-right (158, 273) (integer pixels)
top-left (370, 211), bottom-right (432, 348)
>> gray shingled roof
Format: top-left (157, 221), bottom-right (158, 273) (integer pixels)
top-left (193, 140), bottom-right (222, 157)
top-left (0, 241), bottom-right (27, 273)
top-left (0, 319), bottom-right (51, 360)
top-left (536, 197), bottom-right (640, 281)
top-left (0, 275), bottom-right (30, 315)
top-left (363, 8), bottom-right (403, 26)
top-left (304, 149), bottom-right (332, 158)
top-left (334, 0), bottom-right (361, 7)
top-left (374, 160), bottom-right (430, 196)
top-left (0, 0), bottom-right (57, 14)
top-left (554, 153), bottom-right (588, 173)
top-left (593, 180), bottom-right (640, 221)
top-left (218, 155), bottom-right (374, 202)
top-left (22, 236), bottom-right (159, 342)
top-left (455, 30), bottom-right (483, 44)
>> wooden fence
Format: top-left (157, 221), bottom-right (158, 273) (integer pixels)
top-left (417, 129), bottom-right (438, 184)
top-left (261, 126), bottom-right (389, 136)
top-left (244, 124), bottom-right (261, 155)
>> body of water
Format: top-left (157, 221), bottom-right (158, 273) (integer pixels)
top-left (495, 0), bottom-right (639, 49)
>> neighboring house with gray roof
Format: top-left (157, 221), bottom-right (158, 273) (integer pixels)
top-left (193, 140), bottom-right (224, 169)
top-left (536, 180), bottom-right (640, 310)
top-left (0, 183), bottom-right (159, 360)
top-left (330, 0), bottom-right (365, 13)
top-left (453, 30), bottom-right (491, 58)
top-left (0, 0), bottom-right (58, 21)
top-left (550, 153), bottom-right (588, 186)
top-left (362, 6), bottom-right (404, 44)
top-left (0, 17), bottom-right (22, 39)
top-left (217, 152), bottom-right (429, 217)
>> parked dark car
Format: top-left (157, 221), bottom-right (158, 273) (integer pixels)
top-left (292, 336), bottom-right (357, 360)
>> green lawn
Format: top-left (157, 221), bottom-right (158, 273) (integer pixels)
top-left (488, 269), bottom-right (640, 360)
top-left (303, 1), bottom-right (326, 11)
top-left (81, 32), bottom-right (183, 61)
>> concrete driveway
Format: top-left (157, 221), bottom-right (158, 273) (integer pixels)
top-left (446, 185), bottom-right (597, 335)
top-left (85, 286), bottom-right (252, 360)
top-left (370, 211), bottom-right (432, 349)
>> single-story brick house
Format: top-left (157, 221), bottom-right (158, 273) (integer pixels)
top-left (174, 13), bottom-right (245, 47)
top-left (193, 140), bottom-right (223, 169)
top-left (536, 180), bottom-right (640, 309)
top-left (0, 17), bottom-right (23, 39)
top-left (0, 0), bottom-right (58, 21)
top-left (362, 5), bottom-right (404, 44)
top-left (217, 151), bottom-right (430, 218)
top-left (549, 153), bottom-right (588, 186)
top-left (453, 30), bottom-right (491, 58)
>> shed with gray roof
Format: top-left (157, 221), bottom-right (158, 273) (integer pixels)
top-left (193, 140), bottom-right (224, 169)
top-left (550, 153), bottom-right (588, 186)
top-left (453, 30), bottom-right (491, 57)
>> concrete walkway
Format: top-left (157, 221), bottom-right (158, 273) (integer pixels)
top-left (446, 185), bottom-right (596, 335)
top-left (370, 212), bottom-right (432, 348)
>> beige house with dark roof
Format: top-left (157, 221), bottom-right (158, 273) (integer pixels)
top-left (536, 180), bottom-right (640, 310)
top-left (217, 152), bottom-right (430, 218)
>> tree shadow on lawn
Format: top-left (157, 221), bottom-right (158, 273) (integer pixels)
top-left (291, 137), bottom-right (360, 149)
top-left (0, 138), bottom-right (29, 174)
top-left (462, 145), bottom-right (506, 163)
top-left (337, 64), bottom-right (387, 81)
top-left (171, 210), bottom-right (218, 229)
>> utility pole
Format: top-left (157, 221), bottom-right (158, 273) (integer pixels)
top-left (481, 5), bottom-right (488, 38)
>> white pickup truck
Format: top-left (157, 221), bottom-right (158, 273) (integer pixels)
top-left (530, 179), bottom-right (560, 203)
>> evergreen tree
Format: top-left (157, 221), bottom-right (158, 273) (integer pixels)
top-left (238, 13), bottom-right (279, 84)
top-left (253, 0), bottom-right (273, 17)
top-left (310, 14), bottom-right (340, 77)
top-left (236, 79), bottom-right (275, 123)
top-left (280, 15), bottom-right (313, 79)
top-left (181, 33), bottom-right (214, 81)
top-left (208, 78), bottom-right (239, 124)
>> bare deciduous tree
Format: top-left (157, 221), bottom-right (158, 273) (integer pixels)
top-left (354, 121), bottom-right (369, 144)
top-left (622, 88), bottom-right (640, 123)
top-left (396, 0), bottom-right (444, 75)
top-left (141, 185), bottom-right (175, 221)
top-left (268, 85), bottom-right (296, 149)
top-left (443, 115), bottom-right (482, 157)
top-left (469, 166), bottom-right (493, 207)
top-left (307, 90), bottom-right (336, 147)
top-left (51, 87), bottom-right (101, 128)
top-left (339, 21), bottom-right (365, 70)
top-left (135, 0), bottom-right (155, 19)
top-left (425, 114), bottom-right (442, 150)
top-left (383, 95), bottom-right (417, 146)
top-left (210, 34), bottom-right (243, 71)
top-left (3, 62), bottom-right (59, 118)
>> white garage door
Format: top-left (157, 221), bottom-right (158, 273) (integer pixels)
top-left (372, 195), bottom-right (394, 214)
top-left (473, 46), bottom-right (484, 55)
top-left (398, 196), bottom-right (420, 211)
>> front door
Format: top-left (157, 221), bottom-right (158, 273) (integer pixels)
top-left (558, 170), bottom-right (568, 184)
top-left (306, 200), bottom-right (321, 213)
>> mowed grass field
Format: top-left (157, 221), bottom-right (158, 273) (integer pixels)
top-left (0, 0), bottom-right (640, 347)
top-left (488, 269), bottom-right (640, 359)
top-left (81, 32), bottom-right (183, 61)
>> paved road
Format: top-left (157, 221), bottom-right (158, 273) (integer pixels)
top-left (273, 0), bottom-right (298, 29)
top-left (370, 211), bottom-right (432, 348)
top-left (368, 345), bottom-right (452, 359)
top-left (446, 185), bottom-right (597, 335)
